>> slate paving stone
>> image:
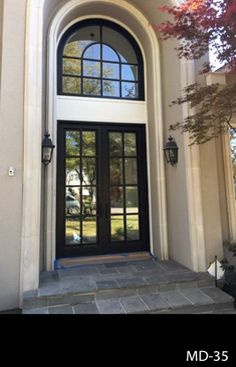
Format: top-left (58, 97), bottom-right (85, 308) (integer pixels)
top-left (116, 277), bottom-right (147, 288)
top-left (96, 299), bottom-right (126, 314)
top-left (48, 305), bottom-right (73, 314)
top-left (60, 279), bottom-right (97, 294)
top-left (140, 293), bottom-right (170, 311)
top-left (201, 287), bottom-right (234, 302)
top-left (38, 284), bottom-right (62, 297)
top-left (23, 307), bottom-right (49, 314)
top-left (120, 296), bottom-right (148, 313)
top-left (98, 268), bottom-right (119, 275)
top-left (160, 290), bottom-right (192, 309)
top-left (95, 280), bottom-right (119, 289)
top-left (73, 303), bottom-right (99, 314)
top-left (180, 288), bottom-right (213, 305)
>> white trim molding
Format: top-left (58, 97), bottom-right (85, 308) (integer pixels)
top-left (20, 0), bottom-right (45, 303)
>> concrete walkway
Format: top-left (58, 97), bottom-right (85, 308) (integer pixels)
top-left (23, 257), bottom-right (235, 314)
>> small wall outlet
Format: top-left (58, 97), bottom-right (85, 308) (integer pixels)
top-left (8, 167), bottom-right (15, 177)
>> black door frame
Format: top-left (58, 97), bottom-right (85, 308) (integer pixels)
top-left (56, 121), bottom-right (150, 258)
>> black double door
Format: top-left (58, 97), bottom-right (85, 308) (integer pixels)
top-left (56, 122), bottom-right (150, 258)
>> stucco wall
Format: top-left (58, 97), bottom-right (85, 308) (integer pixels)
top-left (0, 0), bottom-right (26, 311)
top-left (0, 0), bottom-right (4, 86)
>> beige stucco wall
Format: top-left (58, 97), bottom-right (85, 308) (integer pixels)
top-left (0, 0), bottom-right (26, 311)
top-left (0, 0), bottom-right (4, 87)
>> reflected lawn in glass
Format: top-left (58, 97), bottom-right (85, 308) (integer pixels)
top-left (127, 215), bottom-right (140, 240)
top-left (82, 217), bottom-right (97, 243)
top-left (66, 218), bottom-right (81, 245)
top-left (111, 216), bottom-right (124, 241)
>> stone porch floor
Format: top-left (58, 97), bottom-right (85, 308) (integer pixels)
top-left (23, 256), bottom-right (235, 314)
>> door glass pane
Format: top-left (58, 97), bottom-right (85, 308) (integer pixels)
top-left (82, 217), bottom-right (97, 243)
top-left (66, 159), bottom-right (81, 186)
top-left (82, 131), bottom-right (96, 156)
top-left (63, 59), bottom-right (81, 76)
top-left (66, 218), bottom-right (81, 245)
top-left (125, 158), bottom-right (137, 185)
top-left (63, 76), bottom-right (81, 94)
top-left (65, 188), bottom-right (80, 215)
top-left (126, 187), bottom-right (139, 213)
top-left (103, 81), bottom-right (120, 97)
top-left (111, 216), bottom-right (125, 241)
top-left (83, 60), bottom-right (101, 78)
top-left (103, 63), bottom-right (119, 79)
top-left (109, 132), bottom-right (122, 156)
top-left (83, 78), bottom-right (101, 96)
top-left (126, 215), bottom-right (140, 240)
top-left (110, 187), bottom-right (124, 214)
top-left (110, 158), bottom-right (123, 185)
top-left (66, 131), bottom-right (80, 156)
top-left (122, 82), bottom-right (138, 99)
top-left (82, 187), bottom-right (96, 215)
top-left (124, 133), bottom-right (137, 156)
top-left (82, 158), bottom-right (96, 185)
top-left (122, 65), bottom-right (138, 81)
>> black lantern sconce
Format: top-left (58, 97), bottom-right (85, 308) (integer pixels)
top-left (164, 136), bottom-right (178, 166)
top-left (42, 133), bottom-right (55, 166)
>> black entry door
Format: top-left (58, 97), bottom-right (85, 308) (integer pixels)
top-left (56, 121), bottom-right (150, 258)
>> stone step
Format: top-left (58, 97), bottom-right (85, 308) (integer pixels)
top-left (23, 285), bottom-right (234, 314)
top-left (23, 258), bottom-right (234, 314)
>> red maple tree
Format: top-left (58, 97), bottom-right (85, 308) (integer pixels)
top-left (158, 0), bottom-right (236, 144)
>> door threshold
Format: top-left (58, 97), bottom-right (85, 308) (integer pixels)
top-left (56, 251), bottom-right (152, 269)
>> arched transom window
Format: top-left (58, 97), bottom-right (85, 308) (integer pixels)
top-left (58, 19), bottom-right (144, 100)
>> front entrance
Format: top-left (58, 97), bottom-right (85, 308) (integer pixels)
top-left (56, 121), bottom-right (149, 258)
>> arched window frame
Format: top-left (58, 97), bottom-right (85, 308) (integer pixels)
top-left (57, 19), bottom-right (145, 100)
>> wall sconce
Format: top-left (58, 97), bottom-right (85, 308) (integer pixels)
top-left (42, 133), bottom-right (55, 166)
top-left (164, 136), bottom-right (178, 166)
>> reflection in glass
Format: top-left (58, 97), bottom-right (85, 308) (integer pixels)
top-left (102, 45), bottom-right (119, 62)
top-left (63, 59), bottom-right (81, 76)
top-left (65, 188), bottom-right (80, 215)
top-left (111, 216), bottom-right (124, 241)
top-left (66, 218), bottom-right (81, 245)
top-left (63, 77), bottom-right (81, 94)
top-left (103, 81), bottom-right (120, 97)
top-left (63, 26), bottom-right (100, 58)
top-left (83, 60), bottom-right (101, 77)
top-left (122, 65), bottom-right (138, 81)
top-left (66, 131), bottom-right (80, 156)
top-left (102, 27), bottom-right (137, 64)
top-left (109, 132), bottom-right (122, 156)
top-left (126, 187), bottom-right (139, 213)
top-left (82, 187), bottom-right (96, 215)
top-left (66, 159), bottom-right (80, 185)
top-left (125, 158), bottom-right (137, 185)
top-left (110, 158), bottom-right (123, 185)
top-left (122, 82), bottom-right (138, 99)
top-left (124, 133), bottom-right (136, 156)
top-left (126, 215), bottom-right (140, 240)
top-left (82, 158), bottom-right (96, 185)
top-left (82, 217), bottom-right (97, 243)
top-left (83, 43), bottom-right (101, 60)
top-left (83, 78), bottom-right (101, 96)
top-left (103, 63), bottom-right (119, 79)
top-left (110, 187), bottom-right (124, 214)
top-left (82, 131), bottom-right (96, 156)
